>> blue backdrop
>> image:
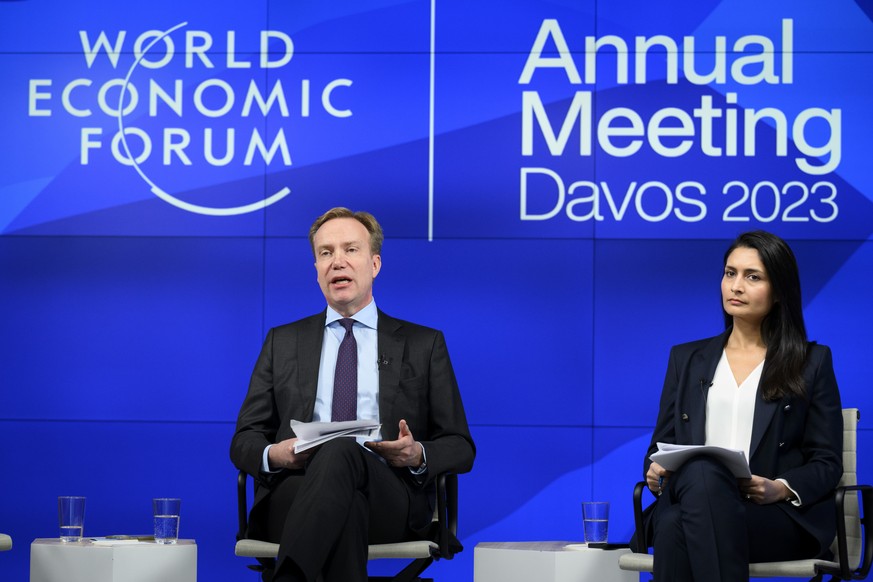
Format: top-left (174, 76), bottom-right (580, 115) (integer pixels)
top-left (2, 1), bottom-right (871, 580)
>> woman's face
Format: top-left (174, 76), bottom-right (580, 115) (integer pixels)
top-left (722, 246), bottom-right (775, 325)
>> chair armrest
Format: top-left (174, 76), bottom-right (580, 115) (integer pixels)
top-left (631, 481), bottom-right (648, 553)
top-left (237, 470), bottom-right (249, 542)
top-left (436, 473), bottom-right (459, 559)
top-left (446, 473), bottom-right (458, 537)
top-left (833, 484), bottom-right (873, 581)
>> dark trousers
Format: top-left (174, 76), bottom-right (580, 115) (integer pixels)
top-left (652, 456), bottom-right (818, 582)
top-left (255, 439), bottom-right (419, 582)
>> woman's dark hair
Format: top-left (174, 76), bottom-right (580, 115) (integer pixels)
top-left (722, 231), bottom-right (808, 401)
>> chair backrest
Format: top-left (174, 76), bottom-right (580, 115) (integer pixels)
top-left (835, 408), bottom-right (860, 569)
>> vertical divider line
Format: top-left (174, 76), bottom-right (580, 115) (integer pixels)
top-left (261, 9), bottom-right (270, 337)
top-left (428, 0), bottom-right (437, 242)
top-left (261, 6), bottom-right (271, 338)
top-left (590, 0), bottom-right (600, 503)
top-left (591, 236), bottom-right (598, 503)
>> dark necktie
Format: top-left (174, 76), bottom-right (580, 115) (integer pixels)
top-left (331, 318), bottom-right (357, 421)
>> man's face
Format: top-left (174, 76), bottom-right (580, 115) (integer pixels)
top-left (313, 217), bottom-right (381, 317)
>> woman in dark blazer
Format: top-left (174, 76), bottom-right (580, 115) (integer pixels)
top-left (639, 231), bottom-right (843, 581)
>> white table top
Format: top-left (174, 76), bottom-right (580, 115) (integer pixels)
top-left (33, 538), bottom-right (196, 546)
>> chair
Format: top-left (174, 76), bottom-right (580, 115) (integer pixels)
top-left (0, 533), bottom-right (11, 552)
top-left (234, 469), bottom-right (461, 582)
top-left (619, 408), bottom-right (872, 581)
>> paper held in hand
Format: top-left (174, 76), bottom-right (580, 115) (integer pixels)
top-left (290, 419), bottom-right (381, 453)
top-left (650, 442), bottom-right (752, 479)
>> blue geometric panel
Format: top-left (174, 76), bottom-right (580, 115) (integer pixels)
top-left (0, 236), bottom-right (263, 421)
top-left (1, 3), bottom-right (871, 582)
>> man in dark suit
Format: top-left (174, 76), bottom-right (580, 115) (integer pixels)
top-left (230, 207), bottom-right (475, 582)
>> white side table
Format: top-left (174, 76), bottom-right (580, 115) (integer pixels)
top-left (30, 538), bottom-right (197, 582)
top-left (474, 541), bottom-right (637, 582)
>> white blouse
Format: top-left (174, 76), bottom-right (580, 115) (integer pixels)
top-left (705, 350), bottom-right (765, 462)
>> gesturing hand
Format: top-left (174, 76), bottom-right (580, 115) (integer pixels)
top-left (365, 419), bottom-right (423, 468)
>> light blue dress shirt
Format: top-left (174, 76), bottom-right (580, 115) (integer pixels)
top-left (261, 299), bottom-right (426, 474)
top-left (261, 300), bottom-right (380, 472)
top-left (315, 300), bottom-right (381, 427)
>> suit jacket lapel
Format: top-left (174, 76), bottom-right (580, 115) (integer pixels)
top-left (685, 327), bottom-right (778, 461)
top-left (696, 326), bottom-right (778, 461)
top-left (685, 330), bottom-right (730, 444)
top-left (749, 380), bottom-right (779, 461)
top-left (297, 311), bottom-right (326, 421)
top-left (376, 311), bottom-right (405, 438)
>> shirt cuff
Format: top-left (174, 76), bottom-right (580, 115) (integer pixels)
top-left (262, 444), bottom-right (280, 473)
top-left (776, 478), bottom-right (802, 506)
top-left (408, 442), bottom-right (428, 475)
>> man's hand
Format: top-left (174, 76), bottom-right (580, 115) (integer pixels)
top-left (739, 475), bottom-right (793, 504)
top-left (267, 438), bottom-right (312, 471)
top-left (365, 419), bottom-right (423, 468)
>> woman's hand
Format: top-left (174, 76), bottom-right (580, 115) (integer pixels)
top-left (738, 475), bottom-right (793, 504)
top-left (647, 462), bottom-right (672, 495)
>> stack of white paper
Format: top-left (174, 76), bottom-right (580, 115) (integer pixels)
top-left (290, 419), bottom-right (381, 453)
top-left (649, 442), bottom-right (752, 478)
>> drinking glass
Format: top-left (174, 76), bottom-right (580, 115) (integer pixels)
top-left (58, 496), bottom-right (86, 542)
top-left (153, 498), bottom-right (181, 544)
top-left (582, 501), bottom-right (609, 543)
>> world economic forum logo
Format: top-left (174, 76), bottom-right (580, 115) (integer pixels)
top-left (30, 21), bottom-right (353, 216)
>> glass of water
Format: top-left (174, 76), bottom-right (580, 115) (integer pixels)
top-left (153, 498), bottom-right (181, 544)
top-left (582, 501), bottom-right (609, 543)
top-left (58, 496), bottom-right (86, 542)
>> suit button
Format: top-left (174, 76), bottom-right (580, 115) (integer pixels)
top-left (681, 413), bottom-right (689, 422)
top-left (783, 405), bottom-right (792, 413)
